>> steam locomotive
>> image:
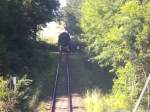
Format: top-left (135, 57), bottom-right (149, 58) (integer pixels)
top-left (58, 32), bottom-right (84, 53)
top-left (58, 32), bottom-right (71, 52)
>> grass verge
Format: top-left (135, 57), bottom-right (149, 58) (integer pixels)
top-left (84, 89), bottom-right (131, 112)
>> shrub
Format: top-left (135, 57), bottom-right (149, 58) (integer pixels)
top-left (15, 75), bottom-right (33, 111)
top-left (0, 76), bottom-right (14, 112)
top-left (0, 77), bottom-right (9, 101)
top-left (0, 75), bottom-right (33, 112)
top-left (84, 89), bottom-right (131, 112)
top-left (84, 89), bottom-right (111, 112)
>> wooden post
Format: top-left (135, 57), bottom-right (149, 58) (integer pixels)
top-left (12, 76), bottom-right (17, 91)
top-left (147, 87), bottom-right (150, 110)
top-left (132, 74), bottom-right (150, 112)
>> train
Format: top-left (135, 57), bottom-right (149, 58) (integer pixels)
top-left (58, 32), bottom-right (71, 52)
top-left (58, 32), bottom-right (85, 53)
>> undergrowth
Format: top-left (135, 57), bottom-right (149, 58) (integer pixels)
top-left (84, 89), bottom-right (131, 112)
top-left (0, 75), bottom-right (32, 112)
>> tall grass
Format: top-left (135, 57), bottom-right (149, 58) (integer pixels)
top-left (84, 89), bottom-right (131, 112)
top-left (84, 89), bottom-right (111, 112)
top-left (0, 77), bottom-right (9, 101)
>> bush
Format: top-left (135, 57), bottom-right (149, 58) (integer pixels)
top-left (84, 89), bottom-right (111, 112)
top-left (0, 77), bottom-right (9, 101)
top-left (84, 89), bottom-right (131, 112)
top-left (0, 76), bottom-right (14, 112)
top-left (0, 75), bottom-right (33, 112)
top-left (108, 92), bottom-right (131, 111)
top-left (15, 75), bottom-right (33, 111)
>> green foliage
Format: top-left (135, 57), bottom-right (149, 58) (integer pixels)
top-left (61, 0), bottom-right (82, 36)
top-left (109, 93), bottom-right (131, 110)
top-left (0, 75), bottom-right (33, 111)
top-left (84, 89), bottom-right (131, 112)
top-left (113, 62), bottom-right (140, 99)
top-left (17, 75), bottom-right (33, 92)
top-left (85, 89), bottom-right (110, 112)
top-left (16, 75), bottom-right (33, 111)
top-left (0, 77), bottom-right (9, 101)
top-left (0, 0), bottom-right (59, 111)
top-left (81, 0), bottom-right (150, 109)
top-left (0, 0), bottom-right (59, 75)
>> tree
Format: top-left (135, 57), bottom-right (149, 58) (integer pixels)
top-left (62, 0), bottom-right (82, 37)
top-left (0, 0), bottom-right (59, 75)
top-left (81, 0), bottom-right (150, 109)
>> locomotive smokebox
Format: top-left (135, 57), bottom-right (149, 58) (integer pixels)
top-left (58, 32), bottom-right (71, 52)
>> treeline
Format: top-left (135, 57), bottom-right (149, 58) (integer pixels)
top-left (64, 0), bottom-right (150, 111)
top-left (0, 0), bottom-right (59, 76)
top-left (0, 0), bottom-right (59, 111)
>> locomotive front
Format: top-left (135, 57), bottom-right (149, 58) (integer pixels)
top-left (58, 32), bottom-right (71, 52)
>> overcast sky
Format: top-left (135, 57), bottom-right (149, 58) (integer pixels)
top-left (39, 0), bottom-right (67, 39)
top-left (59, 0), bottom-right (67, 7)
top-left (41, 22), bottom-right (64, 38)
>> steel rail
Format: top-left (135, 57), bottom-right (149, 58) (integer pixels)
top-left (51, 52), bottom-right (73, 112)
top-left (66, 53), bottom-right (73, 112)
top-left (51, 52), bottom-right (62, 112)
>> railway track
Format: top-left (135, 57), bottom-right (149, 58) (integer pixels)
top-left (51, 52), bottom-right (73, 112)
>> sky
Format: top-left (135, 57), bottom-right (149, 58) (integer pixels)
top-left (59, 0), bottom-right (67, 7)
top-left (39, 0), bottom-right (67, 41)
top-left (42, 22), bottom-right (65, 37)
